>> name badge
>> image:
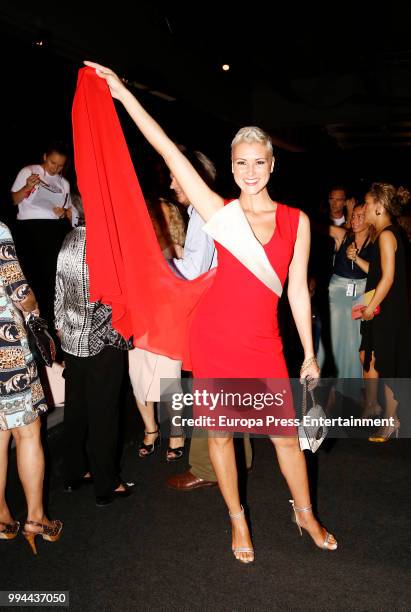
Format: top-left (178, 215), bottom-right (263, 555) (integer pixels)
top-left (346, 283), bottom-right (356, 297)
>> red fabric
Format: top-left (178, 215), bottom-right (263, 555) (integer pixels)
top-left (189, 203), bottom-right (300, 377)
top-left (189, 203), bottom-right (300, 435)
top-left (72, 67), bottom-right (215, 368)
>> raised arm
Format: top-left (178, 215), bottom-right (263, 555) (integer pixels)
top-left (311, 218), bottom-right (346, 249)
top-left (84, 61), bottom-right (223, 222)
top-left (11, 169), bottom-right (40, 206)
top-left (344, 197), bottom-right (356, 228)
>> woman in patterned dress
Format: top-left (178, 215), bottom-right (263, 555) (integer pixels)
top-left (0, 222), bottom-right (62, 553)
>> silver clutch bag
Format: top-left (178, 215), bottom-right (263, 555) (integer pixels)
top-left (298, 380), bottom-right (328, 453)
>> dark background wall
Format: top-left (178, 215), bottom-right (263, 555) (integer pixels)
top-left (2, 5), bottom-right (411, 227)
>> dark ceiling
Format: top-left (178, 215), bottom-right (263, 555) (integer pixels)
top-left (2, 2), bottom-right (411, 153)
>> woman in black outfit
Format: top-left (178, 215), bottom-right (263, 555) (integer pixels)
top-left (360, 183), bottom-right (411, 441)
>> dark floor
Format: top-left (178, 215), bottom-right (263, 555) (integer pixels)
top-left (2, 431), bottom-right (411, 612)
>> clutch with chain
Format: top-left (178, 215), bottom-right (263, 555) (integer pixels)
top-left (298, 379), bottom-right (328, 453)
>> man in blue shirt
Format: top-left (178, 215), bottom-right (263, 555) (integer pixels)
top-left (166, 149), bottom-right (252, 490)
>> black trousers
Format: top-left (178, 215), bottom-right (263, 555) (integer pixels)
top-left (15, 219), bottom-right (70, 332)
top-left (62, 346), bottom-right (126, 497)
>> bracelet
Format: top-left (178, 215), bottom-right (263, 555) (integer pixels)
top-left (300, 356), bottom-right (318, 373)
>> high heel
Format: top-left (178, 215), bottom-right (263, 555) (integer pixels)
top-left (368, 421), bottom-right (400, 443)
top-left (166, 437), bottom-right (185, 463)
top-left (166, 445), bottom-right (185, 462)
top-left (138, 428), bottom-right (161, 458)
top-left (22, 519), bottom-right (63, 555)
top-left (0, 520), bottom-right (20, 540)
top-left (229, 505), bottom-right (254, 564)
top-left (289, 500), bottom-right (337, 551)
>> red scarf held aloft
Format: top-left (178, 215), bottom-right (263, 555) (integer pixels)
top-left (72, 67), bottom-right (215, 368)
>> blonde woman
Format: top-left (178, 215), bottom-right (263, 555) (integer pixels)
top-left (85, 61), bottom-right (337, 563)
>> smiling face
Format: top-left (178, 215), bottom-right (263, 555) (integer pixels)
top-left (351, 205), bottom-right (368, 233)
top-left (42, 151), bottom-right (66, 176)
top-left (231, 142), bottom-right (274, 195)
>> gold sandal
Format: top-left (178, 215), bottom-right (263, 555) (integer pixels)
top-left (22, 519), bottom-right (63, 555)
top-left (0, 520), bottom-right (20, 540)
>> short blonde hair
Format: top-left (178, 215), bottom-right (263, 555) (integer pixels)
top-left (231, 126), bottom-right (273, 156)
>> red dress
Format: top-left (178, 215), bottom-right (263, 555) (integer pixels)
top-left (190, 203), bottom-right (300, 379)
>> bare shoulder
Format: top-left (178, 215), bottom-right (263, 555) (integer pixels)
top-left (297, 209), bottom-right (310, 233)
top-left (379, 228), bottom-right (397, 249)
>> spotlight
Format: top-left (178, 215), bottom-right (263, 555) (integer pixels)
top-left (35, 40), bottom-right (44, 47)
top-left (222, 64), bottom-right (230, 71)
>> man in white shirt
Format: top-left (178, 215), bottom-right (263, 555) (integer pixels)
top-left (328, 186), bottom-right (347, 226)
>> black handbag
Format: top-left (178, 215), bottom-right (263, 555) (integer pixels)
top-left (25, 313), bottom-right (56, 368)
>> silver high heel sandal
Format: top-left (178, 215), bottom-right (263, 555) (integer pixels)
top-left (229, 505), bottom-right (254, 564)
top-left (289, 500), bottom-right (337, 551)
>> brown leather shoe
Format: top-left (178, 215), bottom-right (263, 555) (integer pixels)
top-left (166, 470), bottom-right (217, 491)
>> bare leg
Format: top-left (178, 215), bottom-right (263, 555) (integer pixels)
top-left (271, 437), bottom-right (337, 549)
top-left (135, 400), bottom-right (159, 456)
top-left (12, 418), bottom-right (54, 529)
top-left (368, 384), bottom-right (399, 440)
top-left (362, 352), bottom-right (399, 440)
top-left (383, 384), bottom-right (399, 420)
top-left (0, 430), bottom-right (13, 529)
top-left (360, 350), bottom-right (381, 416)
top-left (208, 435), bottom-right (253, 562)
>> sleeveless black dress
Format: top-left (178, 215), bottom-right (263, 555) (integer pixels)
top-left (360, 225), bottom-right (411, 376)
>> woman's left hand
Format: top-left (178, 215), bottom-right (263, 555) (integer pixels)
top-left (300, 357), bottom-right (320, 389)
top-left (361, 307), bottom-right (375, 321)
top-left (346, 243), bottom-right (358, 261)
top-left (84, 61), bottom-right (128, 100)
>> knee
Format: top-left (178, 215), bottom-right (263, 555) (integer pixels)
top-left (12, 418), bottom-right (41, 443)
top-left (0, 430), bottom-right (12, 448)
top-left (208, 434), bottom-right (233, 450)
top-left (271, 436), bottom-right (300, 451)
